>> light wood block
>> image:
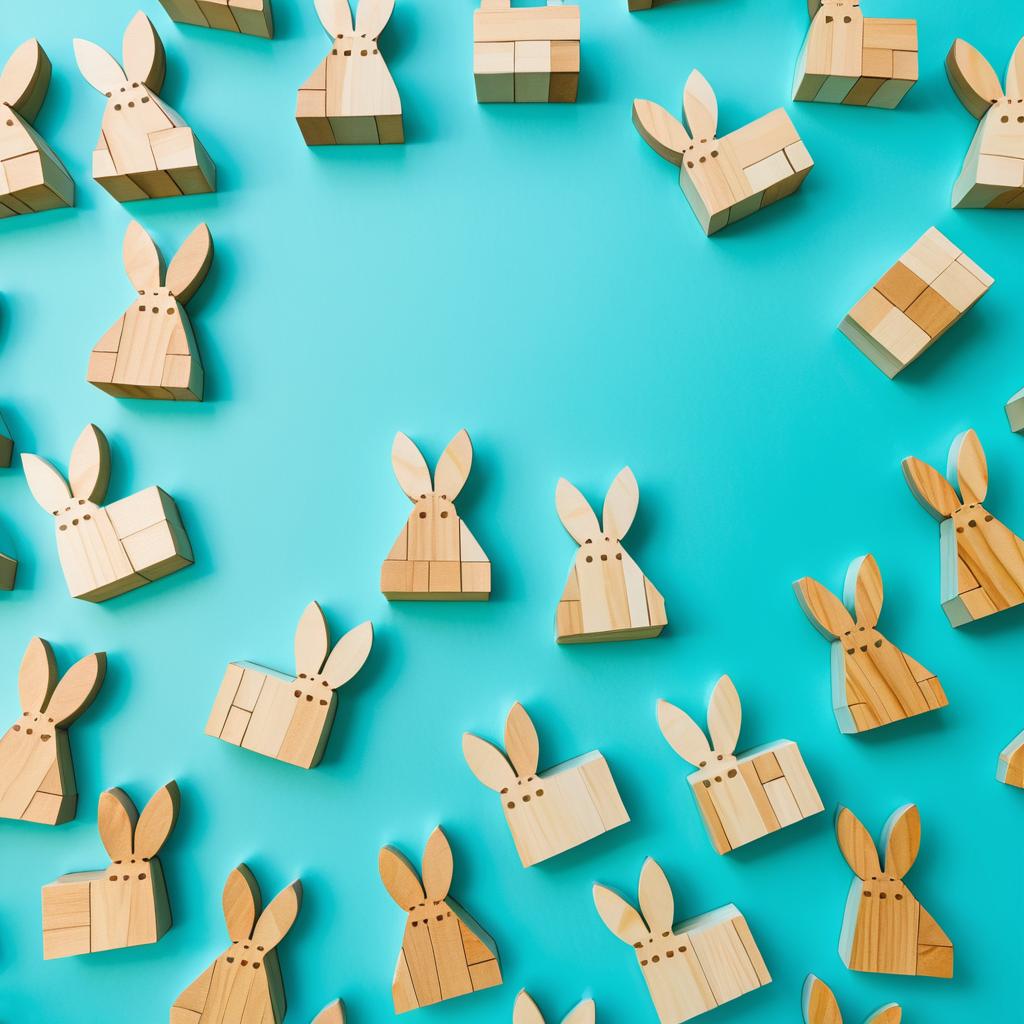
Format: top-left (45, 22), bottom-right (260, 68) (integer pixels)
top-left (795, 554), bottom-right (948, 733)
top-left (157, 0), bottom-right (274, 38)
top-left (380, 826), bottom-right (502, 1013)
top-left (171, 865), bottom-right (301, 1024)
top-left (73, 13), bottom-right (216, 201)
top-left (836, 804), bottom-right (952, 977)
top-left (594, 858), bottom-right (770, 1023)
top-left (802, 974), bottom-right (901, 1024)
top-left (513, 990), bottom-right (594, 1024)
top-left (997, 729), bottom-right (1024, 788)
top-left (42, 783), bottom-right (179, 957)
top-left (903, 429), bottom-right (1024, 626)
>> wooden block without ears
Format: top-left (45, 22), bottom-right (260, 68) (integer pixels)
top-left (463, 701), bottom-right (629, 866)
top-left (0, 40), bottom-right (75, 217)
top-left (657, 675), bottom-right (823, 854)
top-left (633, 70), bottom-right (813, 236)
top-left (170, 865), bottom-right (301, 1023)
top-left (514, 989), bottom-right (595, 1024)
top-left (73, 12), bottom-right (216, 201)
top-left (157, 0), bottom-right (274, 38)
top-left (379, 826), bottom-right (502, 1013)
top-left (22, 424), bottom-right (194, 602)
top-left (802, 975), bottom-right (902, 1024)
top-left (836, 804), bottom-right (953, 978)
top-left (794, 554), bottom-right (948, 733)
top-left (593, 858), bottom-right (770, 1023)
top-left (206, 600), bottom-right (372, 768)
top-left (997, 729), bottom-right (1024, 787)
top-left (555, 466), bottom-right (666, 643)
top-left (0, 638), bottom-right (105, 825)
top-left (903, 429), bottom-right (1024, 626)
top-left (42, 782), bottom-right (179, 958)
top-left (381, 430), bottom-right (491, 600)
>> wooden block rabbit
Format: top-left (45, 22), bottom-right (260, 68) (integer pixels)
top-left (296, 0), bottom-right (403, 145)
top-left (514, 990), bottom-right (594, 1024)
top-left (946, 37), bottom-right (1024, 209)
top-left (42, 782), bottom-right (179, 958)
top-left (157, 0), bottom-right (274, 38)
top-left (802, 975), bottom-right (901, 1024)
top-left (381, 430), bottom-right (491, 600)
top-left (379, 826), bottom-right (502, 1012)
top-left (312, 1000), bottom-right (346, 1024)
top-left (794, 1), bottom-right (918, 108)
top-left (794, 554), bottom-right (948, 733)
top-left (633, 71), bottom-right (813, 235)
top-left (206, 600), bottom-right (372, 768)
top-left (593, 857), bottom-right (770, 1024)
top-left (836, 804), bottom-right (953, 978)
top-left (555, 467), bottom-right (666, 643)
top-left (657, 675), bottom-right (823, 854)
top-left (0, 638), bottom-right (105, 826)
top-left (88, 221), bottom-right (212, 401)
top-left (22, 424), bottom-right (193, 602)
top-left (74, 11), bottom-right (216, 201)
top-left (0, 39), bottom-right (74, 217)
top-left (463, 701), bottom-right (629, 866)
top-left (903, 429), bottom-right (1024, 626)
top-left (171, 865), bottom-right (301, 1023)
top-left (997, 729), bottom-right (1024, 787)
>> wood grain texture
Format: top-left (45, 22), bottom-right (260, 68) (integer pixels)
top-left (997, 729), bottom-right (1024, 788)
top-left (802, 974), bottom-right (901, 1024)
top-left (157, 0), bottom-right (274, 38)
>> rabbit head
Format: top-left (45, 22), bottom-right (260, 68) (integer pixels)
top-left (98, 782), bottom-right (179, 877)
top-left (463, 703), bottom-right (544, 808)
top-left (392, 430), bottom-right (472, 524)
top-left (121, 221), bottom-right (213, 319)
top-left (836, 804), bottom-right (920, 904)
top-left (0, 39), bottom-right (51, 125)
top-left (632, 70), bottom-right (721, 170)
top-left (315, 0), bottom-right (395, 46)
top-left (802, 975), bottom-right (901, 1024)
top-left (947, 36), bottom-right (1024, 131)
top-left (657, 675), bottom-right (742, 782)
top-left (903, 429), bottom-right (993, 529)
top-left (379, 827), bottom-right (454, 922)
top-left (556, 467), bottom-right (640, 571)
top-left (808, 0), bottom-right (862, 23)
top-left (22, 424), bottom-right (111, 530)
top-left (292, 600), bottom-right (373, 705)
top-left (218, 865), bottom-right (302, 970)
top-left (593, 858), bottom-right (682, 965)
top-left (513, 990), bottom-right (595, 1024)
top-left (74, 12), bottom-right (166, 113)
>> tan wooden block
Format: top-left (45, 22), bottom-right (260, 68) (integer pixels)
top-left (220, 705), bottom-right (251, 746)
top-left (461, 560), bottom-right (492, 595)
top-left (861, 48), bottom-right (894, 79)
top-left (862, 18), bottom-right (916, 51)
top-left (929, 258), bottom-right (991, 313)
top-left (841, 279), bottom-right (933, 376)
top-left (892, 48), bottom-right (918, 80)
top-left (876, 262), bottom-right (928, 311)
top-left (475, 41), bottom-right (515, 102)
top-left (429, 560), bottom-right (462, 593)
top-left (901, 227), bottom-right (960, 284)
top-left (159, 0), bottom-right (273, 37)
top-left (744, 150), bottom-right (791, 193)
top-left (997, 729), bottom-right (1024, 787)
top-left (905, 287), bottom-right (959, 339)
top-left (842, 76), bottom-right (884, 107)
top-left (751, 750), bottom-right (782, 783)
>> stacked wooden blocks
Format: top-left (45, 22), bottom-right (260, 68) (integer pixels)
top-left (157, 0), bottom-right (274, 38)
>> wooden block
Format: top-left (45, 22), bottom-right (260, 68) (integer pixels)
top-left (1006, 388), bottom-right (1024, 433)
top-left (158, 0), bottom-right (273, 37)
top-left (0, 414), bottom-right (11, 468)
top-left (475, 41), bottom-right (515, 102)
top-left (802, 974), bottom-right (902, 1024)
top-left (594, 859), bottom-right (769, 1023)
top-left (836, 804), bottom-right (953, 977)
top-left (513, 990), bottom-right (594, 1024)
top-left (875, 262), bottom-right (927, 311)
top-left (0, 552), bottom-right (16, 591)
top-left (997, 729), bottom-right (1024, 788)
top-left (657, 675), bottom-right (822, 854)
top-left (463, 702), bottom-right (629, 867)
top-left (905, 287), bottom-right (959, 338)
top-left (380, 827), bottom-right (502, 1012)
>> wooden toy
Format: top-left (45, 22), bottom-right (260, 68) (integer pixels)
top-left (296, 0), bottom-right (403, 146)
top-left (171, 865), bottom-right (302, 1023)
top-left (593, 857), bottom-right (770, 1023)
top-left (206, 600), bottom-right (372, 768)
top-left (42, 782), bottom-right (179, 958)
top-left (22, 424), bottom-right (194, 602)
top-left (946, 37), bottom-right (1024, 209)
top-left (802, 975), bottom-right (901, 1024)
top-left (633, 70), bottom-right (813, 236)
top-left (463, 701), bottom-right (629, 866)
top-left (794, 554), bottom-right (948, 733)
top-left (1006, 388), bottom-right (1024, 433)
top-left (514, 990), bottom-right (594, 1024)
top-left (0, 638), bottom-right (105, 825)
top-left (74, 11), bottom-right (216, 201)
top-left (157, 0), bottom-right (274, 38)
top-left (903, 429), bottom-right (1024, 626)
top-left (88, 220), bottom-right (212, 401)
top-left (839, 228), bottom-right (993, 378)
top-left (473, 0), bottom-right (580, 104)
top-left (836, 804), bottom-right (953, 978)
top-left (0, 412), bottom-right (11, 467)
top-left (381, 430), bottom-right (490, 600)
top-left (312, 1001), bottom-right (346, 1024)
top-left (0, 553), bottom-right (14, 591)
top-left (794, 1), bottom-right (918, 108)
top-left (379, 826), bottom-right (502, 1012)
top-left (555, 467), bottom-right (666, 643)
top-left (0, 39), bottom-right (74, 216)
top-left (997, 729), bottom-right (1024, 788)
top-left (657, 675), bottom-right (823, 854)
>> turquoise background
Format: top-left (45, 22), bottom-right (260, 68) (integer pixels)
top-left (1, 0), bottom-right (1021, 1020)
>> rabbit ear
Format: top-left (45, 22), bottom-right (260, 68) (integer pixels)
top-left (315, 0), bottom-right (354, 35)
top-left (801, 975), bottom-right (842, 1024)
top-left (562, 1000), bottom-right (596, 1024)
top-left (882, 804), bottom-right (920, 879)
top-left (707, 675), bottom-right (741, 755)
top-left (835, 806), bottom-right (881, 880)
top-left (322, 621), bottom-right (373, 690)
top-left (123, 220), bottom-right (163, 292)
top-left (18, 637), bottom-right (57, 715)
top-left (251, 880), bottom-right (302, 950)
top-left (295, 601), bottom-right (330, 677)
top-left (421, 827), bottom-right (453, 902)
top-left (866, 1007), bottom-right (902, 1024)
top-left (902, 456), bottom-right (961, 520)
top-left (683, 69), bottom-right (718, 140)
top-left (946, 38), bottom-right (1004, 118)
top-left (951, 429), bottom-right (988, 505)
top-left (638, 858), bottom-right (674, 935)
top-left (504, 702), bottom-right (539, 779)
top-left (45, 652), bottom-right (106, 727)
top-left (633, 99), bottom-right (689, 166)
top-left (513, 991), bottom-right (546, 1024)
top-left (793, 576), bottom-right (856, 639)
top-left (392, 432), bottom-right (433, 501)
top-left (69, 425), bottom-right (111, 503)
top-left (433, 429), bottom-right (472, 502)
top-left (0, 40), bottom-right (50, 121)
top-left (602, 467), bottom-right (639, 541)
top-left (98, 788), bottom-right (139, 861)
top-left (1006, 36), bottom-right (1024, 100)
top-left (122, 11), bottom-right (165, 92)
top-left (656, 698), bottom-right (711, 767)
top-left (166, 223), bottom-right (213, 305)
top-left (379, 846), bottom-right (426, 909)
top-left (593, 883), bottom-right (649, 946)
top-left (807, 0), bottom-right (823, 17)
top-left (556, 478), bottom-right (600, 545)
top-left (133, 781), bottom-right (180, 859)
top-left (223, 865), bottom-right (260, 941)
top-left (355, 0), bottom-right (395, 37)
top-left (846, 555), bottom-right (882, 629)
top-left (311, 1000), bottom-right (346, 1024)
top-left (21, 454), bottom-right (71, 514)
top-left (462, 733), bottom-right (517, 790)
top-left (73, 38), bottom-right (127, 95)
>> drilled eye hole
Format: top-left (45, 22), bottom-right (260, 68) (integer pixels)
top-left (600, 554), bottom-right (608, 561)
top-left (843, 14), bottom-right (851, 21)
top-left (956, 526), bottom-right (964, 533)
top-left (698, 760), bottom-right (706, 768)
top-left (874, 639), bottom-right (882, 648)
top-left (440, 510), bottom-right (448, 518)
top-left (686, 160), bottom-right (694, 168)
top-left (419, 511), bottom-right (426, 518)
top-left (585, 555), bottom-right (593, 562)
top-left (727, 768), bottom-right (737, 778)
top-left (1003, 115), bottom-right (1010, 122)
top-left (846, 647), bottom-right (855, 655)
top-left (825, 14), bottom-right (833, 21)
top-left (985, 514), bottom-right (993, 522)
top-left (702, 779), bottom-right (711, 788)
top-left (293, 689), bottom-right (301, 697)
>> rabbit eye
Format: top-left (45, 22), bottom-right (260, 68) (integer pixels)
top-left (727, 769), bottom-right (736, 778)
top-left (440, 510), bottom-right (449, 518)
top-left (536, 788), bottom-right (544, 796)
top-left (686, 161), bottom-right (694, 168)
top-left (419, 511), bottom-right (426, 518)
top-left (294, 689), bottom-right (301, 698)
top-left (698, 760), bottom-right (706, 768)
top-left (322, 680), bottom-right (329, 687)
top-left (985, 514), bottom-right (993, 522)
top-left (843, 14), bottom-right (851, 21)
top-left (600, 554), bottom-right (607, 561)
top-left (585, 555), bottom-right (593, 563)
top-left (895, 893), bottom-right (903, 900)
top-left (714, 775), bottom-right (722, 783)
top-left (585, 538), bottom-right (592, 544)
top-left (1003, 115), bottom-right (1010, 123)
top-left (522, 794), bottom-right (531, 802)
top-left (299, 673), bottom-right (307, 678)
top-left (702, 780), bottom-right (711, 788)
top-left (319, 699), bottom-right (328, 706)
top-left (956, 526), bottom-right (964, 533)
top-left (874, 639), bottom-right (882, 648)
top-left (846, 647), bottom-right (855, 655)
top-left (716, 754), bottom-right (723, 760)
top-left (968, 519), bottom-right (977, 528)
top-left (825, 14), bottom-right (833, 21)
top-left (506, 800), bottom-right (515, 809)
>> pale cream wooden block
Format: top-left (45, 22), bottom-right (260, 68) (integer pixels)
top-left (997, 729), bottom-right (1024, 787)
top-left (157, 0), bottom-right (274, 38)
top-left (802, 975), bottom-right (901, 1024)
top-left (1006, 387), bottom-right (1024, 433)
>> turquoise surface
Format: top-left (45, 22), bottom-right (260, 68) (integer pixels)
top-left (1, 0), bottom-right (1022, 1020)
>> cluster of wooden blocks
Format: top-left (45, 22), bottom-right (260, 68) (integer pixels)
top-left (157, 0), bottom-right (274, 38)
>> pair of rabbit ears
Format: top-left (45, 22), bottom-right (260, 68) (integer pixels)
top-left (22, 424), bottom-right (111, 515)
top-left (392, 430), bottom-right (472, 503)
top-left (1, 39), bottom-right (51, 121)
top-left (657, 674), bottom-right (741, 767)
top-left (802, 975), bottom-right (901, 1024)
top-left (593, 857), bottom-right (675, 946)
top-left (632, 70), bottom-right (720, 167)
top-left (556, 467), bottom-right (639, 545)
top-left (122, 221), bottom-right (213, 304)
top-left (836, 804), bottom-right (920, 881)
top-left (794, 554), bottom-right (884, 640)
top-left (463, 702), bottom-right (540, 791)
top-left (17, 637), bottom-right (106, 726)
top-left (293, 601), bottom-right (373, 686)
top-left (947, 37), bottom-right (1024, 119)
top-left (311, 1001), bottom-right (346, 1024)
top-left (379, 826), bottom-right (453, 909)
top-left (314, 0), bottom-right (395, 38)
top-left (98, 781), bottom-right (180, 861)
top-left (222, 864), bottom-right (303, 949)
top-left (902, 428), bottom-right (987, 522)
top-left (514, 990), bottom-right (595, 1024)
top-left (74, 12), bottom-right (166, 97)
